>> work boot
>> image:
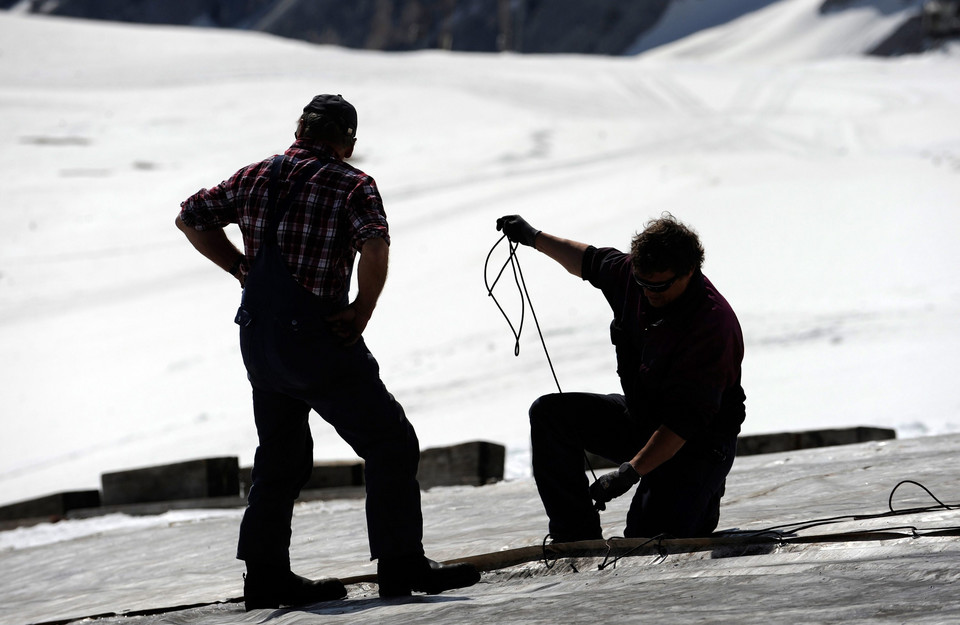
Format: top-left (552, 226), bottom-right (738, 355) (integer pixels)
top-left (377, 555), bottom-right (480, 598)
top-left (243, 569), bottom-right (347, 610)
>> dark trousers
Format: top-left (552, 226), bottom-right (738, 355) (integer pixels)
top-left (530, 392), bottom-right (736, 541)
top-left (235, 315), bottom-right (424, 567)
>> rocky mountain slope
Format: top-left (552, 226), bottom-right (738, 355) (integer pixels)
top-left (1, 0), bottom-right (938, 55)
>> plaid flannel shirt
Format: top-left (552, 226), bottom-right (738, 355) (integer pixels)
top-left (179, 139), bottom-right (389, 299)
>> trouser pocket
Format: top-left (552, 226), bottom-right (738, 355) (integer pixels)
top-left (235, 306), bottom-right (254, 327)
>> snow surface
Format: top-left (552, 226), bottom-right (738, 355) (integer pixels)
top-left (1, 3), bottom-right (959, 514)
top-left (3, 434), bottom-right (960, 625)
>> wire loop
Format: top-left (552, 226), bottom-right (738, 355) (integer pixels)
top-left (484, 234), bottom-right (562, 392)
top-left (485, 234), bottom-right (599, 482)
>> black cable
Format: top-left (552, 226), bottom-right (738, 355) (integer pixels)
top-left (888, 479), bottom-right (955, 513)
top-left (540, 533), bottom-right (557, 570)
top-left (597, 534), bottom-right (668, 570)
top-left (593, 480), bottom-right (959, 570)
top-left (483, 235), bottom-right (525, 357)
top-left (724, 479), bottom-right (959, 538)
top-left (484, 234), bottom-right (562, 392)
top-left (484, 234), bottom-right (599, 482)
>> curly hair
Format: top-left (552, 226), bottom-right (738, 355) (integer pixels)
top-left (630, 213), bottom-right (705, 276)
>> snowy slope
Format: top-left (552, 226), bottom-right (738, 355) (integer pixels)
top-left (1, 4), bottom-right (959, 507)
top-left (638, 0), bottom-right (924, 61)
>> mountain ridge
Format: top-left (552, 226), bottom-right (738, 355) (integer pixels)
top-left (0, 0), bottom-right (936, 56)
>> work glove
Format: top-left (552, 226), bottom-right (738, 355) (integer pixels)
top-left (589, 462), bottom-right (641, 511)
top-left (496, 215), bottom-right (540, 247)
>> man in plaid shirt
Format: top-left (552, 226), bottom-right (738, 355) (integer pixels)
top-left (177, 95), bottom-right (478, 610)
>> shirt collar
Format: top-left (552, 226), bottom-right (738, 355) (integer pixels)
top-left (286, 138), bottom-right (340, 161)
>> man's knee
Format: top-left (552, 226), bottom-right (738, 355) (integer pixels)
top-left (365, 410), bottom-right (420, 475)
top-left (529, 393), bottom-right (563, 428)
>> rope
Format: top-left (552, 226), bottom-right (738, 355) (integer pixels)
top-left (483, 234), bottom-right (562, 392)
top-left (888, 479), bottom-right (956, 513)
top-left (483, 234), bottom-right (598, 481)
top-left (721, 479), bottom-right (960, 539)
top-left (541, 533), bottom-right (557, 570)
top-left (586, 480), bottom-right (960, 570)
top-left (597, 535), bottom-right (667, 570)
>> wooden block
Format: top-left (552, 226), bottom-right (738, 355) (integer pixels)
top-left (238, 460), bottom-right (365, 497)
top-left (737, 426), bottom-right (896, 456)
top-left (304, 461), bottom-right (365, 490)
top-left (101, 457), bottom-right (239, 506)
top-left (584, 427), bottom-right (898, 466)
top-left (0, 490), bottom-right (101, 523)
top-left (418, 441), bottom-right (505, 489)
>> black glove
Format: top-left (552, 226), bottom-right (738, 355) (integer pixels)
top-left (496, 215), bottom-right (540, 247)
top-left (589, 462), bottom-right (640, 511)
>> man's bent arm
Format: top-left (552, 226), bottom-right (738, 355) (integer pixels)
top-left (175, 215), bottom-right (244, 280)
top-left (325, 235), bottom-right (389, 344)
top-left (629, 425), bottom-right (686, 476)
top-left (353, 236), bottom-right (389, 326)
top-left (534, 232), bottom-right (589, 278)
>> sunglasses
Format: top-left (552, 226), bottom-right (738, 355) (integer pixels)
top-left (633, 273), bottom-right (681, 293)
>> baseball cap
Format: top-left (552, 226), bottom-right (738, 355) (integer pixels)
top-left (303, 94), bottom-right (357, 137)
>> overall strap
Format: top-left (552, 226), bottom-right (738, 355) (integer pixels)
top-left (264, 154), bottom-right (329, 245)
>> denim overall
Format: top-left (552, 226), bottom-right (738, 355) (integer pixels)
top-left (235, 155), bottom-right (424, 568)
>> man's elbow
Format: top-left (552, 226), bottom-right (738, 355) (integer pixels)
top-left (360, 236), bottom-right (389, 259)
top-left (175, 214), bottom-right (189, 232)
